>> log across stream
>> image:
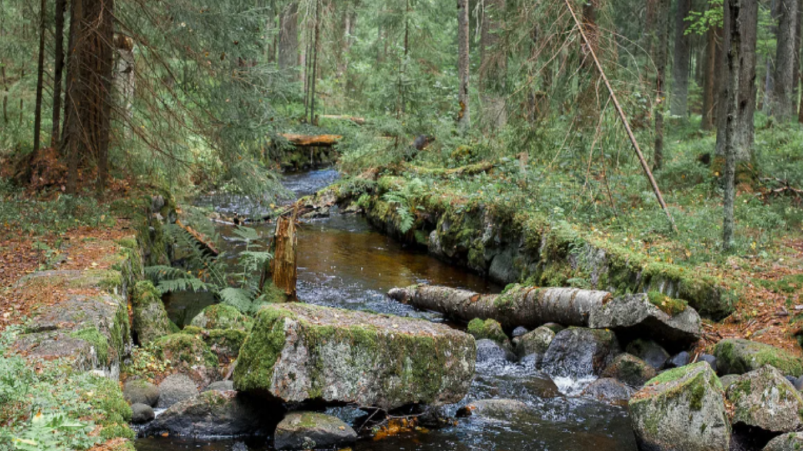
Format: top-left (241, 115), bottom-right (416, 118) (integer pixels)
top-left (138, 168), bottom-right (639, 451)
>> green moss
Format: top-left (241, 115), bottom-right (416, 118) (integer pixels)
top-left (132, 280), bottom-right (172, 344)
top-left (715, 339), bottom-right (803, 377)
top-left (466, 318), bottom-right (508, 345)
top-left (191, 304), bottom-right (253, 331)
top-left (647, 291), bottom-right (688, 316)
top-left (233, 307), bottom-right (297, 391)
top-left (154, 333), bottom-right (218, 369)
top-left (70, 327), bottom-right (111, 365)
top-left (690, 381), bottom-right (706, 410)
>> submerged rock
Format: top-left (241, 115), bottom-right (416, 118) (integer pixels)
top-left (467, 318), bottom-right (511, 350)
top-left (124, 379), bottom-right (159, 407)
top-left (727, 366), bottom-right (803, 433)
top-left (131, 403), bottom-right (155, 424)
top-left (476, 339), bottom-right (516, 365)
top-left (629, 362), bottom-right (730, 451)
top-left (456, 399), bottom-right (529, 420)
top-left (233, 303), bottom-right (475, 410)
top-left (625, 339), bottom-right (669, 370)
top-left (515, 326), bottom-right (555, 359)
top-left (522, 373), bottom-right (561, 399)
top-left (542, 327), bottom-right (620, 379)
top-left (274, 412), bottom-right (357, 451)
top-left (581, 378), bottom-right (633, 406)
top-left (190, 304), bottom-right (252, 332)
top-left (132, 281), bottom-right (172, 345)
top-left (601, 353), bottom-right (656, 387)
top-left (147, 390), bottom-right (267, 437)
top-left (764, 432), bottom-right (803, 451)
top-left (157, 374), bottom-right (199, 409)
top-left (714, 339), bottom-right (803, 377)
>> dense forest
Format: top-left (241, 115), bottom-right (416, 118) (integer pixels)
top-left (1, 0), bottom-right (803, 450)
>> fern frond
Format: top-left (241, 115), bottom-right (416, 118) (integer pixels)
top-left (155, 277), bottom-right (213, 294)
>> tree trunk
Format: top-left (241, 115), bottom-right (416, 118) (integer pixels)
top-left (278, 2), bottom-right (299, 78)
top-left (772, 0), bottom-right (798, 119)
top-left (271, 212), bottom-right (298, 300)
top-left (653, 0), bottom-right (670, 170)
top-left (50, 0), bottom-right (66, 147)
top-left (763, 0), bottom-right (778, 112)
top-left (114, 35), bottom-right (135, 138)
top-left (309, 0), bottom-right (321, 125)
top-left (671, 0), bottom-right (692, 118)
top-left (457, 0), bottom-right (470, 134)
top-left (32, 0), bottom-right (47, 159)
top-left (701, 26), bottom-right (718, 130)
top-left (723, 0), bottom-right (744, 252)
top-left (480, 0), bottom-right (507, 130)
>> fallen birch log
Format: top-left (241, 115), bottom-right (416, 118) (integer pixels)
top-left (280, 133), bottom-right (343, 147)
top-left (388, 284), bottom-right (701, 350)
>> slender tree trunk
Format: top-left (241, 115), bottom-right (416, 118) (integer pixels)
top-left (671, 0), bottom-right (692, 117)
top-left (723, 0), bottom-right (744, 252)
top-left (50, 0), bottom-right (66, 147)
top-left (701, 26), bottom-right (718, 130)
top-left (480, 0), bottom-right (507, 130)
top-left (764, 0), bottom-right (779, 112)
top-left (1, 66), bottom-right (7, 124)
top-left (794, 0), bottom-right (802, 111)
top-left (653, 0), bottom-right (670, 170)
top-left (772, 0), bottom-right (798, 119)
top-left (309, 0), bottom-right (321, 125)
top-left (457, 0), bottom-right (470, 133)
top-left (114, 35), bottom-right (135, 138)
top-left (278, 2), bottom-right (299, 78)
top-left (32, 0), bottom-right (47, 159)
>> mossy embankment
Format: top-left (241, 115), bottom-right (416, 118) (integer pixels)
top-left (315, 173), bottom-right (735, 320)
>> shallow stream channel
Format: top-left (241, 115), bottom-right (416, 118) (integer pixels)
top-left (135, 168), bottom-right (638, 451)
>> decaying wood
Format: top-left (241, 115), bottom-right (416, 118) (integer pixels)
top-left (396, 161), bottom-right (496, 177)
top-left (175, 219), bottom-right (219, 256)
top-left (388, 284), bottom-right (702, 349)
top-left (320, 115), bottom-right (366, 125)
top-left (280, 134), bottom-right (343, 147)
top-left (271, 206), bottom-right (298, 299)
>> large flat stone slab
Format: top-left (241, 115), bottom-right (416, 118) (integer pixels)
top-left (234, 303), bottom-right (476, 410)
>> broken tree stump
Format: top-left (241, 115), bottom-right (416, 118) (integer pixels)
top-left (270, 207), bottom-right (298, 300)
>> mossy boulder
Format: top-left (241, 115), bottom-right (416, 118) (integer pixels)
top-left (152, 333), bottom-right (221, 387)
top-left (179, 326), bottom-right (248, 362)
top-left (146, 390), bottom-right (268, 437)
top-left (274, 412), bottom-right (357, 451)
top-left (467, 318), bottom-right (510, 349)
top-left (542, 327), bottom-right (620, 379)
top-left (764, 432), bottom-right (803, 451)
top-left (233, 303), bottom-right (476, 410)
top-left (714, 339), bottom-right (803, 377)
top-left (514, 326), bottom-right (555, 359)
top-left (601, 353), bottom-right (657, 387)
top-left (581, 378), bottom-right (633, 406)
top-left (727, 366), bottom-right (803, 433)
top-left (190, 304), bottom-right (253, 332)
top-left (123, 379), bottom-right (159, 407)
top-left (629, 362), bottom-right (730, 451)
top-left (132, 281), bottom-right (172, 345)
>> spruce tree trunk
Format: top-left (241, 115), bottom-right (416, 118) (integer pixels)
top-left (114, 35), bottom-right (135, 138)
top-left (763, 0), bottom-right (778, 112)
top-left (671, 0), bottom-right (691, 118)
top-left (723, 0), bottom-right (743, 252)
top-left (50, 0), bottom-right (66, 147)
top-left (653, 0), bottom-right (670, 170)
top-left (479, 0), bottom-right (507, 130)
top-left (278, 2), bottom-right (299, 78)
top-left (772, 0), bottom-right (798, 119)
top-left (32, 0), bottom-right (47, 159)
top-left (457, 0), bottom-right (470, 134)
top-left (701, 26), bottom-right (718, 130)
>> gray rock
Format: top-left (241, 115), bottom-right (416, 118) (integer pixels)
top-left (522, 373), bottom-right (561, 399)
top-left (795, 376), bottom-right (803, 391)
top-left (202, 380), bottom-right (235, 392)
top-left (727, 366), bottom-right (803, 433)
top-left (629, 362), bottom-right (730, 451)
top-left (665, 351), bottom-right (691, 369)
top-left (274, 412), bottom-right (357, 450)
top-left (131, 403), bottom-right (155, 424)
top-left (147, 390), bottom-right (266, 437)
top-left (697, 354), bottom-right (717, 373)
top-left (511, 327), bottom-right (529, 338)
top-left (476, 339), bottom-right (517, 365)
top-left (158, 374), bottom-right (199, 409)
top-left (456, 399), bottom-right (529, 420)
top-left (542, 327), bottom-right (620, 379)
top-left (234, 303), bottom-right (475, 410)
top-left (625, 339), bottom-right (670, 370)
top-left (581, 378), bottom-right (633, 406)
top-left (714, 339), bottom-right (803, 376)
top-left (719, 374), bottom-right (740, 390)
top-left (541, 323), bottom-right (565, 334)
top-left (515, 326), bottom-right (555, 359)
top-left (764, 432), bottom-right (803, 451)
top-left (124, 379), bottom-right (159, 407)
top-left (601, 353), bottom-right (656, 387)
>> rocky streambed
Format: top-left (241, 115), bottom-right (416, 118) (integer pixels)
top-left (128, 169), bottom-right (803, 451)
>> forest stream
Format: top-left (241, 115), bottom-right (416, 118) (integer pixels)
top-left (134, 168), bottom-right (638, 451)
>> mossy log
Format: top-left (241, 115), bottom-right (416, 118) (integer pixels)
top-left (280, 133), bottom-right (343, 147)
top-left (388, 284), bottom-right (702, 349)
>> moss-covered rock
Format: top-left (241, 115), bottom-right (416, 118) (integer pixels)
top-left (714, 339), bottom-right (803, 377)
top-left (601, 353), bottom-right (656, 387)
top-left (727, 366), bottom-right (803, 433)
top-left (190, 304), bottom-right (253, 331)
top-left (514, 326), bottom-right (555, 359)
top-left (629, 362), bottom-right (730, 451)
top-left (146, 390), bottom-right (268, 437)
top-left (764, 432), bottom-right (803, 451)
top-left (274, 412), bottom-right (357, 451)
top-left (132, 281), bottom-right (172, 345)
top-left (234, 303), bottom-right (476, 410)
top-left (542, 327), bottom-right (620, 379)
top-left (152, 333), bottom-right (221, 387)
top-left (467, 318), bottom-right (510, 349)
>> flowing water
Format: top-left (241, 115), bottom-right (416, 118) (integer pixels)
top-left (136, 168), bottom-right (639, 451)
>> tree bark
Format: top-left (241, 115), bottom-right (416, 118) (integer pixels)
top-left (32, 0), bottom-right (47, 159)
top-left (479, 0), bottom-right (507, 130)
top-left (701, 26), bottom-right (718, 130)
top-left (114, 35), bottom-right (135, 138)
top-left (763, 0), bottom-right (778, 112)
top-left (653, 0), bottom-right (670, 170)
top-left (772, 0), bottom-right (798, 119)
top-left (278, 2), bottom-right (299, 78)
top-left (457, 0), bottom-right (470, 134)
top-left (671, 0), bottom-right (692, 117)
top-left (50, 0), bottom-right (66, 147)
top-left (271, 212), bottom-right (298, 300)
top-left (723, 0), bottom-right (743, 252)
